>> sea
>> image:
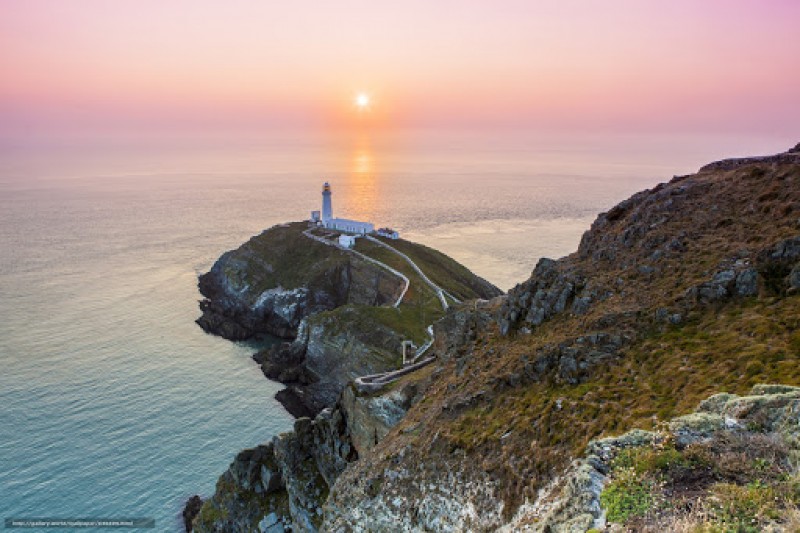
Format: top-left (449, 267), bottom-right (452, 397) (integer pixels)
top-left (0, 130), bottom-right (787, 530)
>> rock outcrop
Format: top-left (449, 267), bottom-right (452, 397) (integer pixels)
top-left (197, 223), bottom-right (404, 341)
top-left (193, 380), bottom-right (421, 532)
top-left (255, 307), bottom-right (411, 416)
top-left (182, 495), bottom-right (203, 532)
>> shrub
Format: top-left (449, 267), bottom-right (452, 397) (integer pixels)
top-left (600, 468), bottom-right (655, 523)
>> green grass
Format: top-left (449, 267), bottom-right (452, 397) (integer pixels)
top-left (600, 468), bottom-right (655, 523)
top-left (705, 482), bottom-right (783, 531)
top-left (353, 239), bottom-right (447, 341)
top-left (308, 303), bottom-right (433, 350)
top-left (230, 222), bottom-right (351, 294)
top-left (361, 236), bottom-right (501, 300)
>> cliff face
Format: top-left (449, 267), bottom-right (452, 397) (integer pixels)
top-left (256, 308), bottom-right (414, 417)
top-left (196, 222), bottom-right (404, 341)
top-left (193, 376), bottom-right (426, 532)
top-left (193, 144), bottom-right (800, 532)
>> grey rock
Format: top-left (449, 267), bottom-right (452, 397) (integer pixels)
top-left (526, 307), bottom-right (546, 326)
top-left (713, 269), bottom-right (736, 285)
top-left (750, 384), bottom-right (800, 395)
top-left (735, 268), bottom-right (759, 296)
top-left (669, 412), bottom-right (726, 447)
top-left (341, 385), bottom-right (411, 457)
top-left (571, 296), bottom-right (591, 315)
top-left (790, 264), bottom-right (800, 289)
top-left (258, 512), bottom-right (285, 533)
top-left (558, 356), bottom-right (578, 381)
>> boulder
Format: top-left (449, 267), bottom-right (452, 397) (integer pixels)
top-left (182, 495), bottom-right (203, 532)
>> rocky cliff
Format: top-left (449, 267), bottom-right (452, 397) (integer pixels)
top-left (192, 374), bottom-right (428, 532)
top-left (197, 221), bottom-right (501, 417)
top-left (192, 144), bottom-right (800, 532)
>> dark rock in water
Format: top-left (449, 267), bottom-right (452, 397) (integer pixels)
top-left (195, 299), bottom-right (254, 341)
top-left (275, 388), bottom-right (317, 419)
top-left (182, 495), bottom-right (203, 532)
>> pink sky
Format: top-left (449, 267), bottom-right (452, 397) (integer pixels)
top-left (1, 0), bottom-right (798, 143)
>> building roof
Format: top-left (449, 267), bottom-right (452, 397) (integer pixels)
top-left (327, 218), bottom-right (374, 228)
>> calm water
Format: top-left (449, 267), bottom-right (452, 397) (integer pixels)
top-left (0, 132), bottom-right (786, 530)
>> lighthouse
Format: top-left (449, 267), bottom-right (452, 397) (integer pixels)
top-left (313, 181), bottom-right (376, 235)
top-left (322, 182), bottom-right (333, 222)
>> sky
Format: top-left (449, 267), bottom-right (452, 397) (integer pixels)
top-left (1, 0), bottom-right (799, 145)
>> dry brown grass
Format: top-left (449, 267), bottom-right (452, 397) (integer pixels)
top-left (335, 159), bottom-right (800, 521)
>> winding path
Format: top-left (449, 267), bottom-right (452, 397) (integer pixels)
top-left (302, 227), bottom-right (453, 393)
top-left (365, 235), bottom-right (461, 311)
top-left (303, 229), bottom-right (410, 307)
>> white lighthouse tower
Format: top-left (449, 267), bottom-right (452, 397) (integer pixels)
top-left (321, 182), bottom-right (333, 222)
top-left (314, 181), bottom-right (375, 235)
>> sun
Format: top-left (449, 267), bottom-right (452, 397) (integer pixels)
top-left (355, 92), bottom-right (370, 109)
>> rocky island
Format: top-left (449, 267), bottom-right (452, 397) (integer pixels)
top-left (196, 221), bottom-right (502, 416)
top-left (189, 144), bottom-right (800, 532)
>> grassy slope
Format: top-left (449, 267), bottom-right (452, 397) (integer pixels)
top-left (450, 293), bottom-right (800, 448)
top-left (348, 235), bottom-right (504, 343)
top-left (292, 228), bottom-right (500, 346)
top-left (341, 157), bottom-right (800, 516)
top-left (231, 222), bottom-right (350, 294)
top-left (368, 236), bottom-right (502, 300)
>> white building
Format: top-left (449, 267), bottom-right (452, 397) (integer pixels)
top-left (318, 182), bottom-right (375, 235)
top-left (338, 234), bottom-right (357, 248)
top-left (326, 218), bottom-right (374, 234)
top-left (376, 227), bottom-right (399, 239)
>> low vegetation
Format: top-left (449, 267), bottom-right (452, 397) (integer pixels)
top-left (234, 222), bottom-right (351, 293)
top-left (600, 430), bottom-right (799, 531)
top-left (194, 472), bottom-right (290, 532)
